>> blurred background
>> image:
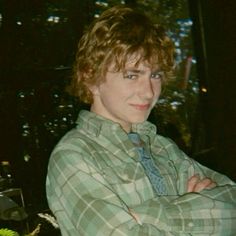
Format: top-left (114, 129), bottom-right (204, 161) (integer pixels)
top-left (0, 0), bottom-right (235, 234)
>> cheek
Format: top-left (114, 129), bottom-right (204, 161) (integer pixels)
top-left (153, 83), bottom-right (162, 97)
top-left (100, 86), bottom-right (123, 106)
top-left (114, 85), bottom-right (134, 100)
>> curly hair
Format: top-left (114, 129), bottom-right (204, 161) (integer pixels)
top-left (70, 5), bottom-right (175, 104)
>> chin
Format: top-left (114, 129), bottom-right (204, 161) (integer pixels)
top-left (135, 113), bottom-right (150, 121)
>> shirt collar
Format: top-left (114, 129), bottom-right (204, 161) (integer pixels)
top-left (76, 110), bottom-right (157, 138)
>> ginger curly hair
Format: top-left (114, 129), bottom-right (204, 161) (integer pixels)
top-left (70, 5), bottom-right (175, 104)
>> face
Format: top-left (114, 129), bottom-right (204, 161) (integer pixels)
top-left (90, 58), bottom-right (163, 132)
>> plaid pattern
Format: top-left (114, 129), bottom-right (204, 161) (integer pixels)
top-left (46, 110), bottom-right (236, 235)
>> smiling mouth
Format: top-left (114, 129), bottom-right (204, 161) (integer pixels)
top-left (130, 104), bottom-right (151, 110)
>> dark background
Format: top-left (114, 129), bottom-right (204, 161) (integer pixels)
top-left (0, 0), bottom-right (235, 216)
top-left (189, 0), bottom-right (236, 180)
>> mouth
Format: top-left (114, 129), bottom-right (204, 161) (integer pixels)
top-left (130, 103), bottom-right (151, 111)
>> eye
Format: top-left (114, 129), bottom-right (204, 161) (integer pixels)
top-left (123, 73), bottom-right (138, 80)
top-left (151, 72), bottom-right (163, 80)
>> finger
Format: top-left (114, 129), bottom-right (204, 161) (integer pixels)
top-left (205, 181), bottom-right (217, 189)
top-left (193, 178), bottom-right (214, 192)
top-left (187, 174), bottom-right (200, 192)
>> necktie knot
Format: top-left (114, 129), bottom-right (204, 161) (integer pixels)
top-left (128, 132), bottom-right (143, 147)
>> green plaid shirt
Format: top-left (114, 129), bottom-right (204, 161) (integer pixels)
top-left (46, 110), bottom-right (236, 235)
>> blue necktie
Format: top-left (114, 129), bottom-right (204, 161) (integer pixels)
top-left (128, 132), bottom-right (167, 195)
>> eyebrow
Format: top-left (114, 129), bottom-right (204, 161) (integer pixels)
top-left (124, 69), bottom-right (142, 74)
top-left (124, 68), bottom-right (162, 74)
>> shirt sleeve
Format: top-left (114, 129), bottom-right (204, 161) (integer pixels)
top-left (133, 188), bottom-right (236, 235)
top-left (46, 148), bottom-right (236, 236)
top-left (153, 135), bottom-right (236, 194)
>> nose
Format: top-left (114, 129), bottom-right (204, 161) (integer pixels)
top-left (138, 77), bottom-right (155, 100)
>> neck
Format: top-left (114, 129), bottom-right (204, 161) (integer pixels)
top-left (90, 105), bottom-right (131, 133)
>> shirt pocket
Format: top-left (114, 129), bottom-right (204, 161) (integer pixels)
top-left (112, 175), bottom-right (156, 206)
top-left (102, 163), bottom-right (156, 206)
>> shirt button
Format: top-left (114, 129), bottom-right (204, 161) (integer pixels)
top-left (129, 151), bottom-right (136, 157)
top-left (188, 222), bottom-right (194, 227)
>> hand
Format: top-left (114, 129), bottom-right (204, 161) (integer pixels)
top-left (187, 174), bottom-right (217, 193)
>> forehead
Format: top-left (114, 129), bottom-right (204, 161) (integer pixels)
top-left (125, 54), bottom-right (161, 73)
top-left (109, 52), bottom-right (160, 72)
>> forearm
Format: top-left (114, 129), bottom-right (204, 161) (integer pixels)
top-left (133, 191), bottom-right (236, 235)
top-left (50, 191), bottom-right (175, 236)
top-left (48, 175), bottom-right (236, 236)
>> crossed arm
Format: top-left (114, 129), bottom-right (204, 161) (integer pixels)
top-left (47, 149), bottom-right (236, 236)
top-left (129, 174), bottom-right (217, 227)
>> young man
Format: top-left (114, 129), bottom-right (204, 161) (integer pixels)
top-left (46, 6), bottom-right (236, 235)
